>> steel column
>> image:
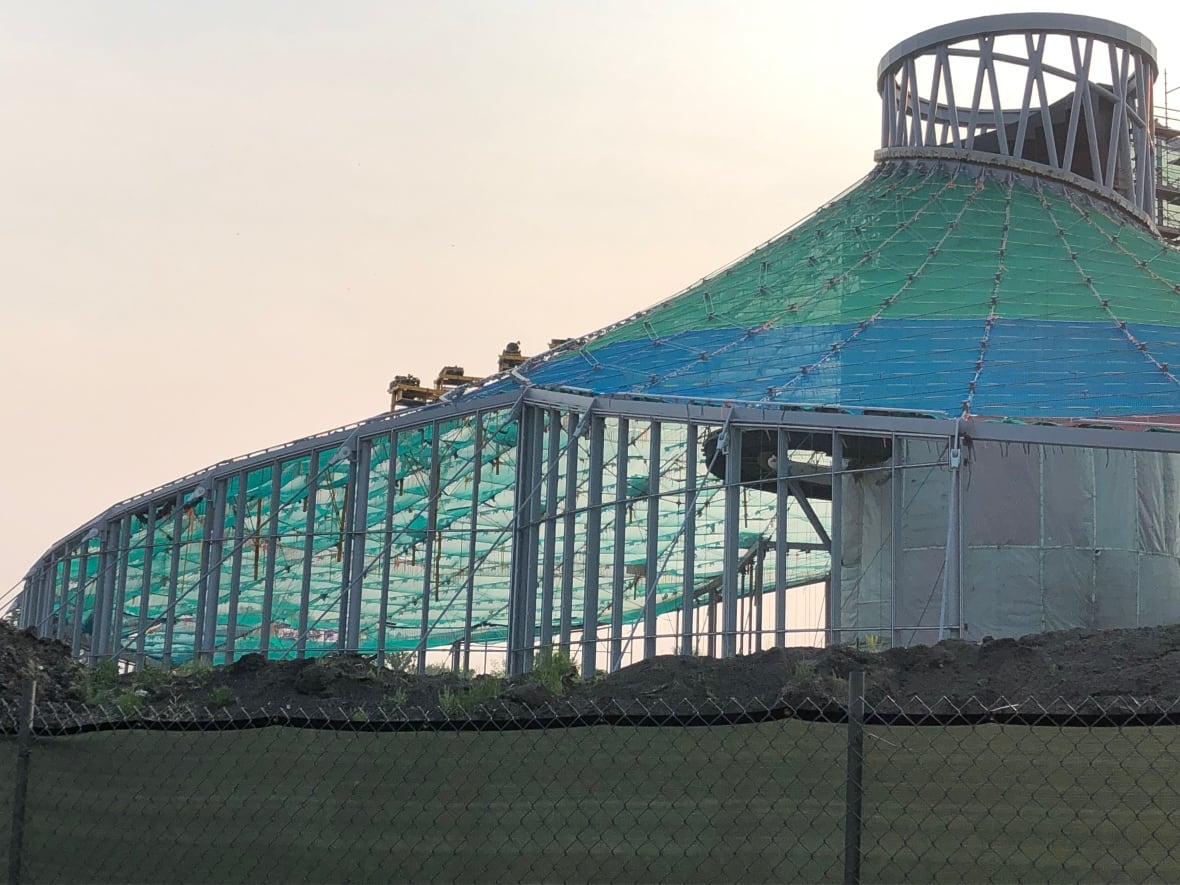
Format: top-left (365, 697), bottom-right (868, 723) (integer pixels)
top-left (721, 427), bottom-right (742, 658)
top-left (939, 430), bottom-right (963, 641)
top-left (610, 417), bottom-right (629, 671)
top-left (828, 432), bottom-right (843, 647)
top-left (224, 473), bottom-right (247, 665)
top-left (643, 421), bottom-right (661, 661)
top-left (260, 462), bottom-right (282, 656)
top-left (378, 436), bottom-right (398, 669)
top-left (539, 408), bottom-right (561, 652)
top-left (297, 453), bottom-right (320, 660)
top-left (337, 451), bottom-right (359, 647)
top-left (558, 411), bottom-right (579, 654)
top-left (56, 552), bottom-right (72, 643)
top-left (72, 541), bottom-right (90, 660)
top-left (521, 408), bottom-right (545, 671)
top-left (462, 421), bottom-right (483, 674)
top-left (137, 508), bottom-right (156, 668)
top-left (681, 424), bottom-right (697, 656)
top-left (775, 429), bottom-right (789, 647)
top-left (417, 423), bottom-right (441, 674)
top-left (193, 487), bottom-right (217, 661)
top-left (581, 415), bottom-right (605, 678)
top-left (111, 515), bottom-right (133, 662)
top-left (346, 438), bottom-right (373, 651)
top-left (163, 495), bottom-right (184, 667)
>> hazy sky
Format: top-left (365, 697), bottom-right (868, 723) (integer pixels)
top-left (4, 1), bottom-right (1180, 597)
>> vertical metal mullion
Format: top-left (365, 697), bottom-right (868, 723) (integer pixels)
top-left (260, 462), bottom-right (282, 657)
top-left (417, 423), bottom-right (441, 674)
top-left (297, 453), bottom-right (320, 660)
top-left (721, 427), bottom-right (742, 658)
top-left (681, 424), bottom-right (697, 656)
top-left (775, 429), bottom-right (789, 647)
top-left (378, 436), bottom-right (397, 670)
top-left (337, 454), bottom-right (358, 649)
top-left (462, 421), bottom-right (483, 674)
top-left (193, 488), bottom-right (216, 661)
top-left (37, 571), bottom-right (52, 635)
top-left (610, 417), bottom-right (629, 672)
top-left (754, 542), bottom-right (766, 652)
top-left (23, 574), bottom-right (37, 634)
top-left (92, 523), bottom-right (117, 664)
top-left (522, 409), bottom-right (545, 670)
top-left (201, 483), bottom-right (227, 662)
top-left (346, 439), bottom-right (373, 652)
top-left (111, 516), bottom-right (133, 662)
top-left (539, 409), bottom-right (561, 652)
top-left (643, 421), bottom-right (661, 661)
top-left (558, 411), bottom-right (580, 653)
top-left (707, 588), bottom-right (717, 658)
top-left (72, 542), bottom-right (90, 661)
top-left (507, 409), bottom-right (531, 675)
top-left (828, 432), bottom-right (844, 647)
top-left (224, 474), bottom-right (247, 665)
top-left (137, 510), bottom-right (156, 668)
top-left (163, 493), bottom-right (185, 668)
top-left (25, 571), bottom-right (38, 633)
top-left (16, 577), bottom-right (29, 631)
top-left (890, 436), bottom-right (901, 649)
top-left (581, 415), bottom-right (605, 678)
top-left (56, 551), bottom-right (72, 643)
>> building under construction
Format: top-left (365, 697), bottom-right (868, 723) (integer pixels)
top-left (16, 14), bottom-right (1180, 675)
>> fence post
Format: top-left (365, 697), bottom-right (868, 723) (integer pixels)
top-left (8, 677), bottom-right (36, 885)
top-left (843, 670), bottom-right (865, 885)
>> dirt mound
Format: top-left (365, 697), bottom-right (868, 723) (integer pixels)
top-left (0, 621), bottom-right (88, 703)
top-left (6, 621), bottom-right (1180, 718)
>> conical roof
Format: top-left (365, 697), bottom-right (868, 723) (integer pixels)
top-left (512, 158), bottom-right (1180, 425)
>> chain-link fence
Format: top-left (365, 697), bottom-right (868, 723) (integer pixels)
top-left (3, 674), bottom-right (1180, 883)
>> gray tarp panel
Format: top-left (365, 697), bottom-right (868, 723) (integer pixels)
top-left (840, 465), bottom-right (892, 634)
top-left (1042, 446), bottom-right (1095, 548)
top-left (1137, 453), bottom-right (1180, 556)
top-left (1093, 550), bottom-right (1140, 628)
top-left (841, 439), bottom-right (1180, 644)
top-left (1094, 449), bottom-right (1137, 551)
top-left (965, 442), bottom-right (1040, 546)
top-left (962, 546), bottom-right (1042, 639)
top-left (898, 439), bottom-right (950, 548)
top-left (1041, 547), bottom-right (1096, 631)
top-left (893, 546), bottom-right (948, 642)
top-left (1136, 555), bottom-right (1180, 625)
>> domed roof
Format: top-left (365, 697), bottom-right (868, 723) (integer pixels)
top-left (513, 158), bottom-right (1180, 426)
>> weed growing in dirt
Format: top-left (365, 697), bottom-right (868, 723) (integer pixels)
top-left (532, 647), bottom-right (574, 695)
top-left (388, 689), bottom-right (408, 707)
top-left (792, 660), bottom-right (816, 681)
top-left (81, 660), bottom-right (121, 705)
top-left (113, 691), bottom-right (144, 715)
top-left (864, 634), bottom-right (884, 653)
top-left (131, 667), bottom-right (167, 691)
top-left (176, 660), bottom-right (214, 685)
top-left (439, 676), bottom-right (504, 717)
top-left (208, 686), bottom-right (236, 708)
top-left (384, 651), bottom-right (414, 672)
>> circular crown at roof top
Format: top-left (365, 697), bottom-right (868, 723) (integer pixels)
top-left (877, 13), bottom-right (1158, 219)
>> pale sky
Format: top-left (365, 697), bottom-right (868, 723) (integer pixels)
top-left (4, 1), bottom-right (1180, 597)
